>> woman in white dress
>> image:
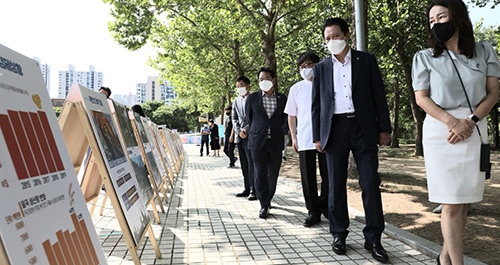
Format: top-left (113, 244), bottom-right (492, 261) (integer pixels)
top-left (412, 0), bottom-right (500, 264)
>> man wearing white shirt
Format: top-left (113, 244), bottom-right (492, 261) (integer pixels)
top-left (285, 51), bottom-right (328, 227)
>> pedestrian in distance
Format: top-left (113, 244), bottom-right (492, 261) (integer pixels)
top-left (199, 122), bottom-right (210, 156)
top-left (209, 118), bottom-right (220, 157)
top-left (223, 105), bottom-right (237, 168)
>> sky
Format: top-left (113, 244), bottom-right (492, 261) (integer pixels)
top-left (0, 1), bottom-right (498, 98)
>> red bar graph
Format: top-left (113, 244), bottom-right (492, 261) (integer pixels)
top-left (30, 112), bottom-right (57, 173)
top-left (0, 110), bottom-right (65, 180)
top-left (42, 212), bottom-right (99, 265)
top-left (20, 111), bottom-right (49, 175)
top-left (8, 110), bottom-right (39, 177)
top-left (37, 111), bottom-right (64, 171)
top-left (0, 113), bottom-right (28, 179)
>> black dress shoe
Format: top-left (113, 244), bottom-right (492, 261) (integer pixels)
top-left (303, 213), bottom-right (321, 227)
top-left (236, 191), bottom-right (250, 197)
top-left (247, 193), bottom-right (257, 201)
top-left (364, 242), bottom-right (389, 263)
top-left (259, 206), bottom-right (270, 219)
top-left (332, 236), bottom-right (346, 255)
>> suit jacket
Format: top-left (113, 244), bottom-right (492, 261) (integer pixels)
top-left (311, 50), bottom-right (392, 150)
top-left (244, 91), bottom-right (288, 151)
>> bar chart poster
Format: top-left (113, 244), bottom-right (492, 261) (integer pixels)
top-left (130, 112), bottom-right (163, 188)
top-left (110, 100), bottom-right (154, 205)
top-left (140, 117), bottom-right (167, 181)
top-left (0, 44), bottom-right (107, 264)
top-left (66, 84), bottom-right (150, 246)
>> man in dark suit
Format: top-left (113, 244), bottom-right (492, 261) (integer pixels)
top-left (240, 67), bottom-right (288, 219)
top-left (311, 18), bottom-right (392, 263)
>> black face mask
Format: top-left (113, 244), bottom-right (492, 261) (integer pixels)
top-left (432, 21), bottom-right (455, 44)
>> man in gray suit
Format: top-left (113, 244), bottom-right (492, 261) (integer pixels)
top-left (311, 17), bottom-right (391, 263)
top-left (232, 76), bottom-right (257, 200)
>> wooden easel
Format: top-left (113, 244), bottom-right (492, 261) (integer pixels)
top-left (147, 122), bottom-right (175, 190)
top-left (129, 114), bottom-right (170, 208)
top-left (157, 128), bottom-right (180, 182)
top-left (109, 102), bottom-right (164, 224)
top-left (0, 240), bottom-right (8, 265)
top-left (58, 101), bottom-right (161, 264)
top-left (161, 129), bottom-right (183, 176)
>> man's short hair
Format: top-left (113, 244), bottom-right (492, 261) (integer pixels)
top-left (99, 86), bottom-right (112, 98)
top-left (257, 67), bottom-right (276, 79)
top-left (321, 18), bottom-right (349, 37)
top-left (296, 51), bottom-right (320, 68)
top-left (236, 75), bottom-right (250, 85)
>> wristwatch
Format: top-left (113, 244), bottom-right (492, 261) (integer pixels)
top-left (467, 114), bottom-right (480, 125)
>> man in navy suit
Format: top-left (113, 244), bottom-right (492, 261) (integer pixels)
top-left (240, 67), bottom-right (288, 219)
top-left (311, 18), bottom-right (392, 263)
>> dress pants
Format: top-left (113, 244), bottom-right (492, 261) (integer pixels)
top-left (324, 116), bottom-right (385, 244)
top-left (299, 150), bottom-right (328, 214)
top-left (223, 137), bottom-right (236, 165)
top-left (237, 138), bottom-right (254, 193)
top-left (200, 138), bottom-right (209, 155)
top-left (251, 140), bottom-right (282, 208)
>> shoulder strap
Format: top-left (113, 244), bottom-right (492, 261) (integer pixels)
top-left (445, 49), bottom-right (484, 142)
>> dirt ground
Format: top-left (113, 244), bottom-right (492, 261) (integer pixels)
top-left (279, 146), bottom-right (500, 265)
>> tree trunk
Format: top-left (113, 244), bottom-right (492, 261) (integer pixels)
top-left (391, 78), bottom-right (401, 148)
top-left (397, 44), bottom-right (424, 156)
top-left (261, 32), bottom-right (278, 91)
top-left (491, 102), bottom-right (499, 148)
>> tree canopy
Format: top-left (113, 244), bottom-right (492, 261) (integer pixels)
top-left (104, 0), bottom-right (500, 148)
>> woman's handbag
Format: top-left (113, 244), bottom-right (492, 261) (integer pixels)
top-left (447, 49), bottom-right (491, 179)
top-left (480, 143), bottom-right (491, 179)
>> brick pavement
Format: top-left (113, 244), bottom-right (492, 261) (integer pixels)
top-left (92, 144), bottom-right (486, 265)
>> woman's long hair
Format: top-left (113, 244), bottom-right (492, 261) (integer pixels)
top-left (427, 0), bottom-right (476, 58)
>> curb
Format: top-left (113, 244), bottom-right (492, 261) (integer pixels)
top-left (279, 176), bottom-right (488, 265)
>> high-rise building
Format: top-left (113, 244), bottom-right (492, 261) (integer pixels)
top-left (58, 65), bottom-right (103, 98)
top-left (33, 57), bottom-right (50, 94)
top-left (135, 76), bottom-right (177, 105)
top-left (113, 93), bottom-right (136, 107)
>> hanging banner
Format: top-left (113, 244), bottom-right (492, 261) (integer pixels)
top-left (0, 44), bottom-right (107, 264)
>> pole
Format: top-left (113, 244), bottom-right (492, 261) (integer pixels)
top-left (354, 0), bottom-right (366, 51)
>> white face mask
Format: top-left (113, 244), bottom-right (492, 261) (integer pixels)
top-left (237, 86), bottom-right (247, 96)
top-left (300, 68), bottom-right (314, 80)
top-left (259, 80), bottom-right (273, 92)
top-left (327, 39), bottom-right (347, 55)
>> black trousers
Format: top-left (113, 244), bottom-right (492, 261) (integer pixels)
top-left (237, 138), bottom-right (254, 193)
top-left (223, 137), bottom-right (236, 165)
top-left (324, 116), bottom-right (385, 244)
top-left (298, 150), bottom-right (328, 215)
top-left (251, 140), bottom-right (282, 208)
top-left (200, 138), bottom-right (209, 155)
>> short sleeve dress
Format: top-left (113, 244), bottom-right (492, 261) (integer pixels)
top-left (411, 41), bottom-right (500, 204)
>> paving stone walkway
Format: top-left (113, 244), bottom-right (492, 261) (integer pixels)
top-left (92, 144), bottom-right (486, 265)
